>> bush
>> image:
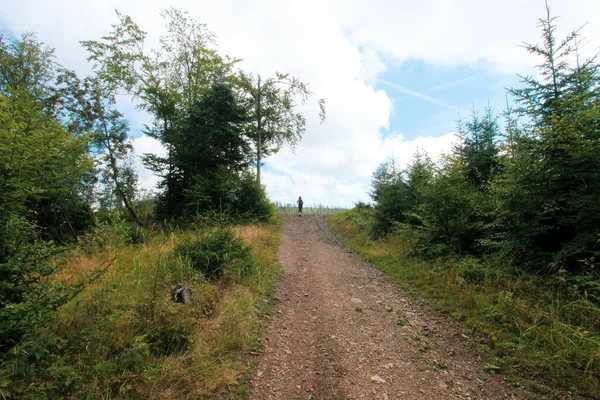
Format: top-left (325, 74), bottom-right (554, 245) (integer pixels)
top-left (0, 218), bottom-right (83, 355)
top-left (175, 228), bottom-right (257, 280)
top-left (233, 171), bottom-right (273, 222)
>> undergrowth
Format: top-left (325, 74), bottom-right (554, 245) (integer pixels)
top-left (331, 210), bottom-right (600, 398)
top-left (0, 215), bottom-right (282, 399)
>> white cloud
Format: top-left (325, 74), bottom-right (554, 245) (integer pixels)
top-left (2, 0), bottom-right (598, 207)
top-left (336, 0), bottom-right (600, 73)
top-left (264, 131), bottom-right (457, 208)
top-left (131, 136), bottom-right (166, 192)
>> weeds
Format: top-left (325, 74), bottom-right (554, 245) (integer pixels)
top-left (0, 217), bottom-right (282, 398)
top-left (435, 361), bottom-right (448, 370)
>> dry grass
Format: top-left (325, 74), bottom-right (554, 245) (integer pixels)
top-left (235, 224), bottom-right (272, 244)
top-left (53, 253), bottom-right (106, 282)
top-left (43, 221), bottom-right (282, 399)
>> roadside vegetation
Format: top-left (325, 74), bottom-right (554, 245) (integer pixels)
top-left (275, 202), bottom-right (347, 215)
top-left (3, 216), bottom-right (281, 398)
top-left (332, 8), bottom-right (600, 398)
top-left (0, 8), bottom-right (322, 399)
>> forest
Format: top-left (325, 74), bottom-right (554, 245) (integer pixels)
top-left (332, 9), bottom-right (600, 396)
top-left (1, 3), bottom-right (599, 399)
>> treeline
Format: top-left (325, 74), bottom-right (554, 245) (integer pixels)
top-left (347, 11), bottom-right (600, 391)
top-left (275, 201), bottom-right (346, 214)
top-left (0, 8), bottom-right (323, 363)
top-left (369, 11), bottom-right (599, 278)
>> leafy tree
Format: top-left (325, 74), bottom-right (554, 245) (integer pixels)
top-left (0, 34), bottom-right (95, 352)
top-left (0, 33), bottom-right (96, 242)
top-left (82, 9), bottom-right (241, 220)
top-left (237, 72), bottom-right (326, 183)
top-left (90, 100), bottom-right (141, 223)
top-left (52, 67), bottom-right (143, 224)
top-left (179, 83), bottom-right (253, 217)
top-left (97, 153), bottom-right (139, 214)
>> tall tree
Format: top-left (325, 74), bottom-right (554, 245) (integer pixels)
top-left (54, 69), bottom-right (142, 224)
top-left (0, 33), bottom-right (95, 351)
top-left (82, 9), bottom-right (239, 218)
top-left (463, 106), bottom-right (500, 187)
top-left (498, 5), bottom-right (600, 272)
top-left (180, 83), bottom-right (252, 216)
top-left (0, 33), bottom-right (96, 241)
top-left (237, 72), bottom-right (326, 183)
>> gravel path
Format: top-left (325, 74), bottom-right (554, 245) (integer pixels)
top-left (250, 214), bottom-right (526, 400)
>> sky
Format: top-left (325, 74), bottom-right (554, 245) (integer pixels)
top-left (2, 0), bottom-right (599, 207)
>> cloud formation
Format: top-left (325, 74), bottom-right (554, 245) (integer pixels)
top-left (2, 0), bottom-right (598, 207)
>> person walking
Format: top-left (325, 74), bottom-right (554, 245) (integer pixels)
top-left (297, 196), bottom-right (304, 217)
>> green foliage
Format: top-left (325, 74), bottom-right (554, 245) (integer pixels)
top-left (495, 8), bottom-right (600, 273)
top-left (411, 158), bottom-right (484, 255)
top-left (237, 72), bottom-right (326, 183)
top-left (83, 11), bottom-right (279, 223)
top-left (367, 7), bottom-right (600, 274)
top-left (349, 7), bottom-right (600, 395)
top-left (149, 82), bottom-right (252, 219)
top-left (455, 106), bottom-right (501, 187)
top-left (0, 33), bottom-right (96, 355)
top-left (0, 219), bottom-right (282, 399)
top-left (0, 34), bottom-right (96, 244)
top-left (370, 159), bottom-right (409, 236)
top-left (175, 84), bottom-right (272, 221)
top-left (0, 225), bottom-right (70, 352)
top-left (369, 153), bottom-right (434, 237)
top-left (0, 10), bottom-right (286, 399)
top-left (332, 212), bottom-right (600, 395)
top-left (234, 171), bottom-right (273, 221)
top-left (175, 227), bottom-right (257, 280)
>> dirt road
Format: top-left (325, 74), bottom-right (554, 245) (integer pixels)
top-left (250, 214), bottom-right (524, 399)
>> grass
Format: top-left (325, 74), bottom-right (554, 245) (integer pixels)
top-left (330, 210), bottom-right (600, 398)
top-left (1, 218), bottom-right (282, 399)
top-left (276, 204), bottom-right (347, 215)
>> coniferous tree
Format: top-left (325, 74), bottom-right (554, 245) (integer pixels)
top-left (497, 6), bottom-right (600, 271)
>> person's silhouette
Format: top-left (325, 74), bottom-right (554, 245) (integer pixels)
top-left (297, 196), bottom-right (304, 217)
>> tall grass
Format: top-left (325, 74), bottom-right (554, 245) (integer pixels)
top-left (331, 210), bottom-right (600, 397)
top-left (1, 218), bottom-right (281, 399)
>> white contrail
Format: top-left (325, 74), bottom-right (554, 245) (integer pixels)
top-left (376, 79), bottom-right (456, 110)
top-left (424, 74), bottom-right (484, 94)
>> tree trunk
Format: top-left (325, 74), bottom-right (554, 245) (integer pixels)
top-left (102, 120), bottom-right (143, 227)
top-left (256, 75), bottom-right (262, 184)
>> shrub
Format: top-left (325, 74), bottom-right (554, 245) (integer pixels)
top-left (175, 228), bottom-right (257, 280)
top-left (233, 171), bottom-right (273, 222)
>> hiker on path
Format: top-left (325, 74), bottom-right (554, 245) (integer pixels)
top-left (297, 196), bottom-right (303, 217)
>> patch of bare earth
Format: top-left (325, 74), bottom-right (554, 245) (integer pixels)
top-left (250, 214), bottom-right (527, 400)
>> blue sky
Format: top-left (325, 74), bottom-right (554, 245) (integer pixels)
top-left (2, 0), bottom-right (599, 207)
top-left (377, 60), bottom-right (522, 141)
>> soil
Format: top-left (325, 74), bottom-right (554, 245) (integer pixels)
top-left (248, 214), bottom-right (549, 399)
